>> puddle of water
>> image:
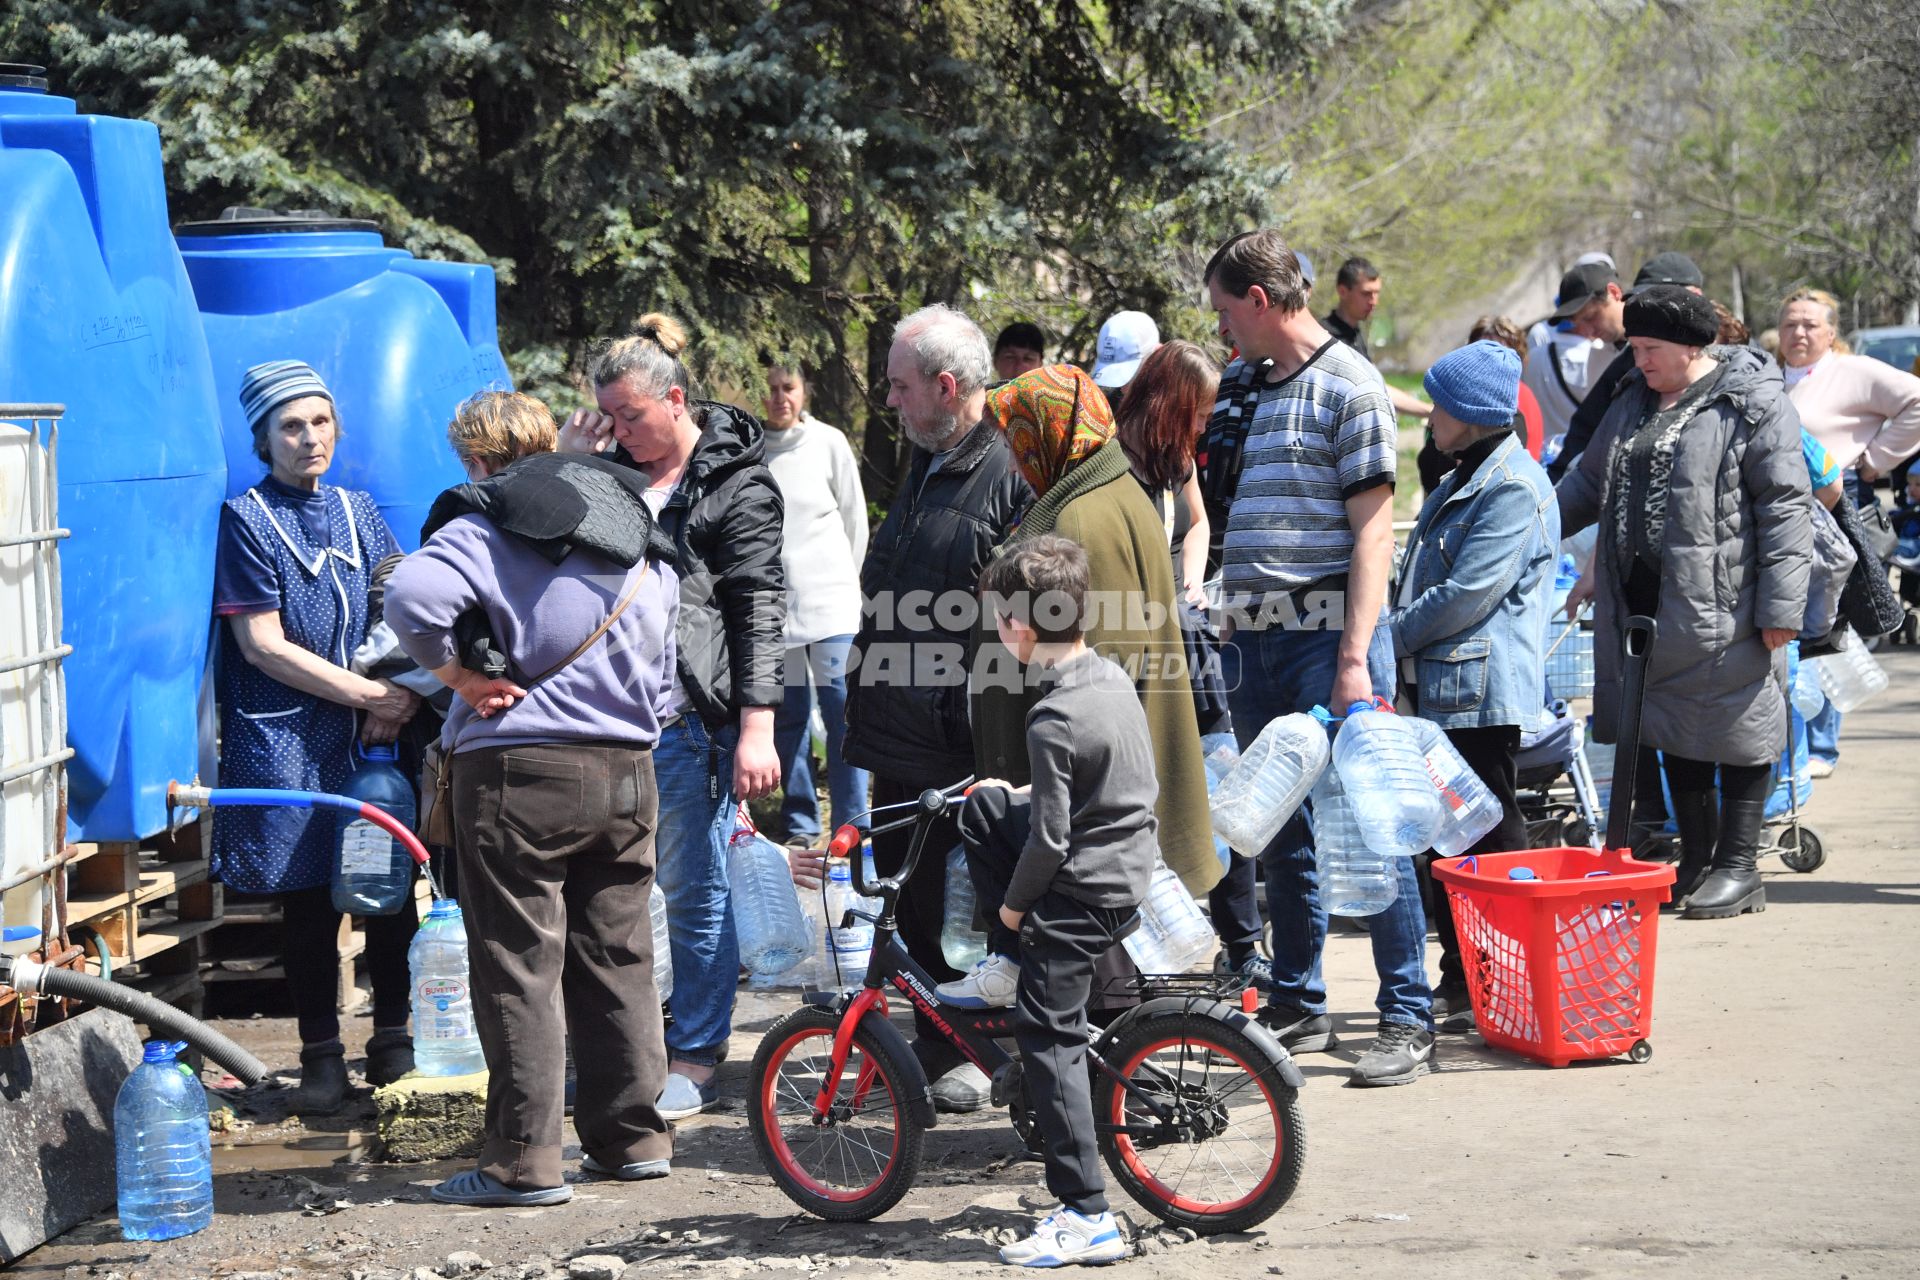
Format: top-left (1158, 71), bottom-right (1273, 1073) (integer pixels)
top-left (212, 1129), bottom-right (371, 1174)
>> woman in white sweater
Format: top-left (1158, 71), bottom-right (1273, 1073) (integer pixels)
top-left (763, 363), bottom-right (872, 844)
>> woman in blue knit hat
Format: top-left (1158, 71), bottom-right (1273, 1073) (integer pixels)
top-left (213, 359), bottom-right (423, 1113)
top-left (1391, 340), bottom-right (1559, 1027)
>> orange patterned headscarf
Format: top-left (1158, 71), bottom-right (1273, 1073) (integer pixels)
top-left (986, 364), bottom-right (1116, 498)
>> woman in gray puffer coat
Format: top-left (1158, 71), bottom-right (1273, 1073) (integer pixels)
top-left (1559, 286), bottom-right (1810, 922)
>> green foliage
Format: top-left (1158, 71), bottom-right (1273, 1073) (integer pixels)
top-left (1, 0), bottom-right (1348, 494)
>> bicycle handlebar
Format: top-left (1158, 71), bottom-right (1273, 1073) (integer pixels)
top-left (828, 778), bottom-right (974, 898)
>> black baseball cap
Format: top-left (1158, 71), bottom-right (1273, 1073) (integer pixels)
top-left (1627, 251), bottom-right (1705, 297)
top-left (1549, 262), bottom-right (1620, 321)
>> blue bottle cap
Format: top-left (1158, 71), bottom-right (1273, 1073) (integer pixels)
top-left (1309, 705), bottom-right (1334, 726)
top-left (357, 741), bottom-right (398, 763)
top-left (2, 926), bottom-right (39, 943)
top-left (141, 1039), bottom-right (189, 1063)
top-left (425, 899), bottom-right (461, 920)
top-left (1347, 700), bottom-right (1373, 716)
top-left (1508, 867), bottom-right (1537, 881)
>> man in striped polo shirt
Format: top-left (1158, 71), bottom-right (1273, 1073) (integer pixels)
top-left (1201, 229), bottom-right (1435, 1087)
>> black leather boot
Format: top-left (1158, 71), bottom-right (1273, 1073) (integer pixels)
top-left (291, 1039), bottom-right (349, 1114)
top-left (1664, 790), bottom-right (1718, 911)
top-left (363, 1028), bottom-right (415, 1087)
top-left (1684, 797), bottom-right (1767, 919)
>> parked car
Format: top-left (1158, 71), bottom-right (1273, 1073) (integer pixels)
top-left (1849, 325), bottom-right (1920, 375)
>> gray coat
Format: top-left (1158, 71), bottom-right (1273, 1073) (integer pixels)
top-left (1558, 345), bottom-right (1811, 766)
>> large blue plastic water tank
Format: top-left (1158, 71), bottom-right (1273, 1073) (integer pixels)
top-left (0, 65), bottom-right (228, 843)
top-left (176, 209), bottom-right (512, 549)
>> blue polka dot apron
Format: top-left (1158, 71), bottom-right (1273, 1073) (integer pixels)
top-left (212, 485), bottom-right (381, 894)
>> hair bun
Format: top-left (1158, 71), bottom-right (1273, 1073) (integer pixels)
top-left (633, 312), bottom-right (689, 360)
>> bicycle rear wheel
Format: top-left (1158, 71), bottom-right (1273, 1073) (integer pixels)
top-left (1095, 1011), bottom-right (1303, 1234)
top-left (747, 1005), bottom-right (925, 1221)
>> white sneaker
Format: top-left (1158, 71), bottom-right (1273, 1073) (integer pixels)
top-left (999, 1207), bottom-right (1128, 1266)
top-left (1808, 758), bottom-right (1836, 779)
top-left (935, 954), bottom-right (1020, 1010)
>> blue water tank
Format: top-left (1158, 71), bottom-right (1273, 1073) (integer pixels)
top-left (0, 65), bottom-right (228, 843)
top-left (175, 208), bottom-right (512, 549)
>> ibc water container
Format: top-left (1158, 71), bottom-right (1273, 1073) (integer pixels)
top-left (1309, 769), bottom-right (1397, 918)
top-left (331, 741), bottom-right (417, 915)
top-left (1120, 861), bottom-right (1217, 975)
top-left (1408, 718), bottom-right (1504, 858)
top-left (1810, 643), bottom-right (1887, 713)
top-left (1, 417), bottom-right (58, 939)
top-left (727, 823), bottom-right (813, 977)
top-left (649, 882), bottom-right (675, 1002)
top-left (941, 844), bottom-right (988, 970)
top-left (409, 900), bottom-right (486, 1076)
top-left (1209, 714), bottom-right (1330, 856)
top-left (114, 1040), bottom-right (213, 1241)
top-left (176, 208), bottom-right (511, 549)
top-left (0, 66), bottom-right (229, 842)
top-left (1326, 701), bottom-right (1444, 857)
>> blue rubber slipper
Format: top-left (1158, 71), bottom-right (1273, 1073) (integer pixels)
top-left (430, 1168), bottom-right (572, 1207)
top-left (581, 1154), bottom-right (672, 1181)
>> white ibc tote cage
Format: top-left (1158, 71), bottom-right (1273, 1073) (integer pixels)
top-left (0, 405), bottom-right (72, 959)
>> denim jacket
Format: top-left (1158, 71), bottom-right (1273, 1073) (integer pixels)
top-left (1391, 433), bottom-right (1559, 729)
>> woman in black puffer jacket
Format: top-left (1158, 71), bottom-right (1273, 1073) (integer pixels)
top-left (560, 314), bottom-right (786, 1121)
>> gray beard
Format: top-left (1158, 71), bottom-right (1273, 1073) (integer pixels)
top-left (901, 411), bottom-right (965, 454)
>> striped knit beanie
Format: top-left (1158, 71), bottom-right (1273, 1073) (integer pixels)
top-left (240, 359), bottom-right (332, 431)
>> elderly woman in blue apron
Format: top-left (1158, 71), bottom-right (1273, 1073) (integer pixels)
top-left (212, 360), bottom-right (423, 1113)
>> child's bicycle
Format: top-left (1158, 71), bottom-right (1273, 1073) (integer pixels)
top-left (746, 781), bottom-right (1306, 1235)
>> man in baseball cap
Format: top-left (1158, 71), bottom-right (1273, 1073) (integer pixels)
top-left (1089, 310), bottom-right (1160, 396)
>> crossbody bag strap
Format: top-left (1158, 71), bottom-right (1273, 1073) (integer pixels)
top-left (523, 562), bottom-right (650, 690)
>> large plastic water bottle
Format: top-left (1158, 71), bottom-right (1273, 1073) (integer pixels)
top-left (1327, 701), bottom-right (1444, 857)
top-left (1791, 654), bottom-right (1827, 720)
top-left (331, 741), bottom-right (417, 915)
top-left (1209, 713), bottom-right (1331, 855)
top-left (823, 860), bottom-right (876, 989)
top-left (409, 901), bottom-right (486, 1076)
top-left (1120, 861), bottom-right (1216, 974)
top-left (649, 882), bottom-right (674, 1001)
top-left (1200, 733), bottom-right (1240, 870)
top-left (941, 845), bottom-right (988, 970)
top-left (727, 824), bottom-right (814, 977)
top-left (1408, 718), bottom-right (1504, 857)
top-left (1810, 644), bottom-right (1886, 712)
top-left (1310, 769), bottom-right (1398, 917)
top-left (115, 1040), bottom-right (213, 1241)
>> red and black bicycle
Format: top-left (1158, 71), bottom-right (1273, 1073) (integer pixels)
top-left (746, 782), bottom-right (1307, 1235)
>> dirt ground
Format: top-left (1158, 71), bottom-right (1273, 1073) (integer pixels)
top-left (16, 651), bottom-right (1920, 1280)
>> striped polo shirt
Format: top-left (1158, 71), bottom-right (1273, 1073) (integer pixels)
top-left (1216, 339), bottom-right (1397, 599)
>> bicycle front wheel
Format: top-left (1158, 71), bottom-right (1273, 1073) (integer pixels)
top-left (747, 1005), bottom-right (926, 1222)
top-left (1095, 1011), bottom-right (1304, 1234)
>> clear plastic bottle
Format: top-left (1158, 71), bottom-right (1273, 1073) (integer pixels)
top-left (1310, 768), bottom-right (1398, 917)
top-left (823, 860), bottom-right (876, 989)
top-left (331, 741), bottom-right (416, 916)
top-left (940, 845), bottom-right (988, 971)
top-left (1791, 656), bottom-right (1827, 720)
top-left (1810, 643), bottom-right (1889, 712)
top-left (115, 1040), bottom-right (213, 1241)
top-left (408, 900), bottom-right (487, 1076)
top-left (1121, 861), bottom-right (1216, 974)
top-left (1408, 717), bottom-right (1504, 857)
top-left (1209, 713), bottom-right (1331, 856)
top-left (649, 882), bottom-right (674, 1002)
top-left (727, 826), bottom-right (814, 978)
top-left (1328, 701), bottom-right (1444, 857)
top-left (1200, 732), bottom-right (1241, 871)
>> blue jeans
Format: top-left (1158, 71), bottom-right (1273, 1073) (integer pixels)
top-left (1806, 699), bottom-right (1841, 765)
top-left (653, 714), bottom-right (739, 1067)
top-left (772, 636), bottom-right (871, 842)
top-left (1223, 617), bottom-right (1432, 1030)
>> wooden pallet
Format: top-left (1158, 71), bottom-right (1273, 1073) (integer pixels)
top-left (205, 877), bottom-right (429, 1015)
top-left (64, 815), bottom-right (222, 979)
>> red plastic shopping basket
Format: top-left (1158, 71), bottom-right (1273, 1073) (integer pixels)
top-left (1432, 846), bottom-right (1676, 1068)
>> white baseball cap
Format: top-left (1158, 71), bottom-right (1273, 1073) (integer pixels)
top-left (1091, 311), bottom-right (1162, 389)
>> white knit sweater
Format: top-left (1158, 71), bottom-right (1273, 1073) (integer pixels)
top-left (762, 413), bottom-right (869, 646)
top-left (1786, 352), bottom-right (1920, 473)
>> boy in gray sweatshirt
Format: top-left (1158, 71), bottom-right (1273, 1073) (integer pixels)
top-left (936, 534), bottom-right (1157, 1267)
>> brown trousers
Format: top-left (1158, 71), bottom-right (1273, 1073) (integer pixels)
top-left (452, 741), bottom-right (672, 1188)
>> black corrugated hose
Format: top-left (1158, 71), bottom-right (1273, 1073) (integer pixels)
top-left (2, 954), bottom-right (269, 1084)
